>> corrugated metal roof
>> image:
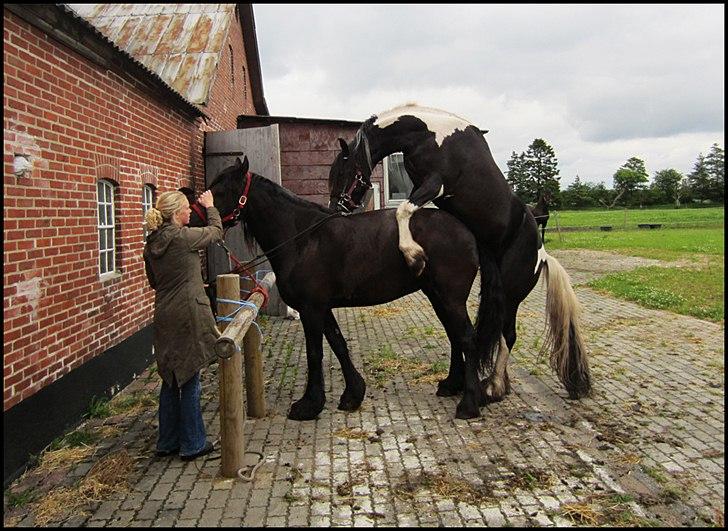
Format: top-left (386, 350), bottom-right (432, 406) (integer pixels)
top-left (67, 4), bottom-right (235, 105)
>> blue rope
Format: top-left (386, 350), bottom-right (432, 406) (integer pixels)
top-left (214, 298), bottom-right (265, 341)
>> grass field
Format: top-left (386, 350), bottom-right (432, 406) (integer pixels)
top-left (545, 223), bottom-right (724, 323)
top-left (552, 206), bottom-right (723, 229)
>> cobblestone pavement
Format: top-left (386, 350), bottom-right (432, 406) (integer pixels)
top-left (4, 250), bottom-right (724, 527)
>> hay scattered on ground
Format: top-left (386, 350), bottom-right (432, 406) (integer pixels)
top-left (395, 470), bottom-right (493, 505)
top-left (36, 446), bottom-right (96, 474)
top-left (409, 370), bottom-right (448, 386)
top-left (30, 449), bottom-right (134, 526)
top-left (560, 502), bottom-right (602, 525)
top-left (334, 427), bottom-right (371, 440)
top-left (369, 306), bottom-right (403, 317)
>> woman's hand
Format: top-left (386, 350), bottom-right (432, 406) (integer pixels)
top-left (198, 190), bottom-right (214, 208)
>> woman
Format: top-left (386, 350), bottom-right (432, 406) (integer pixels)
top-left (143, 189), bottom-right (223, 461)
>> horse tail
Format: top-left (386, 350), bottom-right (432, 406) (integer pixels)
top-left (474, 246), bottom-right (503, 374)
top-left (539, 249), bottom-right (592, 398)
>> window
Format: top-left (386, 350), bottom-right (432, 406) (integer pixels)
top-left (383, 153), bottom-right (414, 206)
top-left (142, 184), bottom-right (155, 241)
top-left (97, 180), bottom-right (116, 277)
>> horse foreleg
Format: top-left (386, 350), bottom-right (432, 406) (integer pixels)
top-left (323, 310), bottom-right (366, 412)
top-left (288, 310), bottom-right (327, 421)
top-left (396, 175), bottom-right (445, 276)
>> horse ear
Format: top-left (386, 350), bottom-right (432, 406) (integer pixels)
top-left (338, 138), bottom-right (349, 159)
top-left (235, 157), bottom-right (243, 167)
top-left (240, 156), bottom-right (249, 174)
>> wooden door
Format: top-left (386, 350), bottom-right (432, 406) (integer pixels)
top-left (204, 125), bottom-right (288, 316)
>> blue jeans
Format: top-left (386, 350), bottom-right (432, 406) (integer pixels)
top-left (157, 371), bottom-right (207, 457)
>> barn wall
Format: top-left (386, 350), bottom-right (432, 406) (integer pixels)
top-left (281, 122), bottom-right (385, 208)
top-left (2, 9), bottom-right (255, 412)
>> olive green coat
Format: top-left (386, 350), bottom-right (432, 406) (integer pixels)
top-left (143, 207), bottom-right (223, 387)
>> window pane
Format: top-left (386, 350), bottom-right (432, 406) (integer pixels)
top-left (388, 154), bottom-right (413, 200)
top-left (106, 252), bottom-right (114, 274)
top-left (99, 230), bottom-right (105, 251)
top-left (106, 205), bottom-right (113, 224)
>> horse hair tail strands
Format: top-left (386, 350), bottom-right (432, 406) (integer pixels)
top-left (474, 246), bottom-right (503, 374)
top-left (539, 251), bottom-right (592, 398)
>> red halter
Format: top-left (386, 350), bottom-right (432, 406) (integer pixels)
top-left (191, 172), bottom-right (253, 224)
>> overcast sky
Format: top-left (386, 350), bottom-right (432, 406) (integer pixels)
top-left (253, 4), bottom-right (724, 187)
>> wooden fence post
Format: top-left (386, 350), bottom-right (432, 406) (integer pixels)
top-left (216, 274), bottom-right (245, 478)
top-left (214, 272), bottom-right (275, 478)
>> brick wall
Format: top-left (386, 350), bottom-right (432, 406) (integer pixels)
top-left (203, 7), bottom-right (256, 130)
top-left (2, 9), bottom-right (254, 411)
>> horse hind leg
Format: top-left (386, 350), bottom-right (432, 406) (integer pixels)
top-left (424, 289), bottom-right (465, 396)
top-left (323, 310), bottom-right (366, 411)
top-left (396, 176), bottom-right (446, 276)
top-left (482, 336), bottom-right (512, 404)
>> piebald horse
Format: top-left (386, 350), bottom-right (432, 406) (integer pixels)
top-left (328, 104), bottom-right (591, 401)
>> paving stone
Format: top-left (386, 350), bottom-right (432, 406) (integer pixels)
top-left (10, 250), bottom-right (723, 527)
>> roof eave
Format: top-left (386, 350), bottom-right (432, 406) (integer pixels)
top-left (237, 4), bottom-right (269, 116)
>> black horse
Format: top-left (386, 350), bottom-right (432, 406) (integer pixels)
top-left (329, 104), bottom-right (591, 400)
top-left (527, 190), bottom-right (551, 242)
top-left (190, 156), bottom-right (491, 420)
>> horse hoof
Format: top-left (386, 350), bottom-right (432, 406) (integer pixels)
top-left (455, 404), bottom-right (481, 420)
top-left (337, 396), bottom-right (362, 412)
top-left (402, 247), bottom-right (428, 277)
top-left (288, 399), bottom-right (324, 421)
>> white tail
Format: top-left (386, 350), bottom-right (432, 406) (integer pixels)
top-left (539, 249), bottom-right (592, 398)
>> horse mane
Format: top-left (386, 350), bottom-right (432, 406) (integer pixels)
top-left (250, 175), bottom-right (334, 216)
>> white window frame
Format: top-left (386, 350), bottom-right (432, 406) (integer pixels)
top-left (383, 152), bottom-right (412, 208)
top-left (142, 184), bottom-right (155, 241)
top-left (383, 153), bottom-right (435, 209)
top-left (97, 180), bottom-right (116, 278)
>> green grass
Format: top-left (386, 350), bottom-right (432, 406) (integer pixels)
top-left (552, 206), bottom-right (723, 229)
top-left (84, 395), bottom-right (112, 419)
top-left (546, 227), bottom-right (724, 261)
top-left (546, 225), bottom-right (724, 322)
top-left (589, 263), bottom-right (724, 322)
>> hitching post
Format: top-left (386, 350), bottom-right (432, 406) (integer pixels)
top-left (216, 274), bottom-right (246, 478)
top-left (215, 272), bottom-right (275, 478)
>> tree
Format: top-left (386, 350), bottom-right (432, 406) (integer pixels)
top-left (687, 153), bottom-right (712, 202)
top-left (704, 143), bottom-right (724, 202)
top-left (610, 157), bottom-right (649, 208)
top-left (652, 169), bottom-right (685, 208)
top-left (506, 139), bottom-right (561, 203)
top-left (506, 151), bottom-right (529, 197)
top-left (561, 175), bottom-right (594, 208)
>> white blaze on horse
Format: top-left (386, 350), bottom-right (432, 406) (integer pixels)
top-left (329, 104), bottom-right (591, 403)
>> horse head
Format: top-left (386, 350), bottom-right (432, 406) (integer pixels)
top-left (189, 156), bottom-right (252, 229)
top-left (328, 133), bottom-right (373, 213)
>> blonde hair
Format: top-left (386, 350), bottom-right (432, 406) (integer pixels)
top-left (144, 191), bottom-right (188, 232)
